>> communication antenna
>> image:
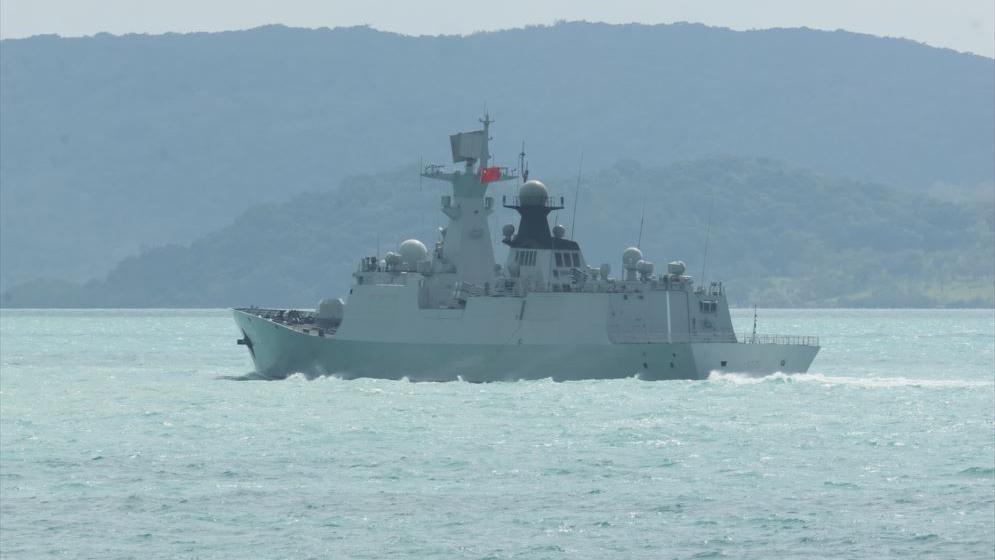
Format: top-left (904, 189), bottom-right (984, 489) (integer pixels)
top-left (518, 140), bottom-right (529, 183)
top-left (636, 192), bottom-right (646, 248)
top-left (570, 152), bottom-right (584, 236)
top-left (418, 155), bottom-right (423, 191)
top-left (699, 194), bottom-right (714, 287)
top-left (751, 304), bottom-right (758, 343)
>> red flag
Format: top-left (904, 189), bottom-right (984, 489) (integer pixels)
top-left (480, 166), bottom-right (502, 183)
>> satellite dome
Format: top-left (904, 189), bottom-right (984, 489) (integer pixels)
top-left (667, 261), bottom-right (686, 276)
top-left (636, 259), bottom-right (654, 275)
top-left (398, 239), bottom-right (428, 266)
top-left (519, 180), bottom-right (549, 205)
top-left (552, 224), bottom-right (566, 239)
top-left (622, 247), bottom-right (643, 267)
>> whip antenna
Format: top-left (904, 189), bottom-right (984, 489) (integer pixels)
top-left (570, 152), bottom-right (583, 236)
top-left (751, 304), bottom-right (758, 343)
top-left (699, 194), bottom-right (714, 286)
top-left (518, 141), bottom-right (528, 183)
top-left (636, 192), bottom-right (646, 248)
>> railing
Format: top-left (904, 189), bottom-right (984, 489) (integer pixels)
top-left (610, 330), bottom-right (819, 346)
top-left (611, 332), bottom-right (733, 344)
top-left (740, 334), bottom-right (820, 347)
top-left (502, 195), bottom-right (565, 209)
top-left (236, 307), bottom-right (317, 325)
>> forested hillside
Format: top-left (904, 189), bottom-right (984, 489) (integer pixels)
top-left (4, 158), bottom-right (990, 308)
top-left (1, 22), bottom-right (992, 290)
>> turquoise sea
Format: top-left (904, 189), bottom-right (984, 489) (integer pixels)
top-left (1, 309), bottom-right (993, 559)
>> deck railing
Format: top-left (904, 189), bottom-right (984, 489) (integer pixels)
top-left (610, 330), bottom-right (819, 346)
top-left (502, 195), bottom-right (565, 209)
top-left (739, 334), bottom-right (820, 347)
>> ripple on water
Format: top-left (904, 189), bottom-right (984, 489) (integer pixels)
top-left (0, 309), bottom-right (992, 559)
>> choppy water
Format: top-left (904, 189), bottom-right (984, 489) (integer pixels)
top-left (1, 309), bottom-right (993, 559)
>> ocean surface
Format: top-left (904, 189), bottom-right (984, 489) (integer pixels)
top-left (0, 308), bottom-right (992, 559)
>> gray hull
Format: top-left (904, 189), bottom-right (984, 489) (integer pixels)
top-left (234, 310), bottom-right (819, 382)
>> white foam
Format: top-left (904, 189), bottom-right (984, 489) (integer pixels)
top-left (707, 371), bottom-right (992, 389)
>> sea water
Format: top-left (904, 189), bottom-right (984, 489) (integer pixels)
top-left (1, 309), bottom-right (992, 559)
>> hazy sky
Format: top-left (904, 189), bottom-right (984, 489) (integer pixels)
top-left (2, 0), bottom-right (993, 58)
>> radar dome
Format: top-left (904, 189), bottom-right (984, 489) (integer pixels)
top-left (384, 251), bottom-right (402, 268)
top-left (622, 247), bottom-right (643, 268)
top-left (667, 261), bottom-right (686, 276)
top-left (519, 180), bottom-right (549, 205)
top-left (552, 224), bottom-right (566, 239)
top-left (398, 239), bottom-right (428, 266)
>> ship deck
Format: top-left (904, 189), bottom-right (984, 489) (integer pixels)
top-left (235, 307), bottom-right (337, 337)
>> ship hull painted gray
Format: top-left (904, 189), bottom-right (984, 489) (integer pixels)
top-left (234, 310), bottom-right (818, 382)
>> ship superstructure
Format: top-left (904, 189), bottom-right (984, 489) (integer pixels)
top-left (233, 116), bottom-right (819, 380)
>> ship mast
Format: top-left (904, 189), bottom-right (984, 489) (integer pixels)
top-left (420, 114), bottom-right (517, 288)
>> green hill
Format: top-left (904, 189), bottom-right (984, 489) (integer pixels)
top-left (1, 22), bottom-right (992, 290)
top-left (4, 158), bottom-right (990, 308)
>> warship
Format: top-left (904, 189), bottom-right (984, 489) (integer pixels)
top-left (233, 115), bottom-right (819, 381)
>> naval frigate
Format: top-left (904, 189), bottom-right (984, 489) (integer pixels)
top-left (233, 115), bottom-right (819, 381)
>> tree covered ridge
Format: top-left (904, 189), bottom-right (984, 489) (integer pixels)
top-left (4, 157), bottom-right (991, 308)
top-left (1, 22), bottom-right (992, 289)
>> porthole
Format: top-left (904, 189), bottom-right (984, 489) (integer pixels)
top-left (780, 360), bottom-right (786, 367)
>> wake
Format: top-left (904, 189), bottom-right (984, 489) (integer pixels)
top-left (707, 371), bottom-right (992, 389)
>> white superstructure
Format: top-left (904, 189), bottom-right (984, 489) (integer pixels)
top-left (233, 115), bottom-right (819, 380)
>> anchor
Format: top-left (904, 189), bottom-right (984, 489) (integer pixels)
top-left (236, 330), bottom-right (255, 357)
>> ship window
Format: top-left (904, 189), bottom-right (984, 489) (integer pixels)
top-left (699, 300), bottom-right (718, 313)
top-left (555, 253), bottom-right (564, 267)
top-left (571, 253), bottom-right (581, 267)
top-left (528, 251), bottom-right (536, 266)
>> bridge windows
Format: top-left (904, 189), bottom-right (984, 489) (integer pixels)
top-left (699, 300), bottom-right (718, 313)
top-left (515, 250), bottom-right (537, 266)
top-left (553, 251), bottom-right (582, 268)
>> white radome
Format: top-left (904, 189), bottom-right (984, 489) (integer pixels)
top-left (622, 246), bottom-right (643, 267)
top-left (519, 180), bottom-right (549, 205)
top-left (398, 239), bottom-right (429, 266)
